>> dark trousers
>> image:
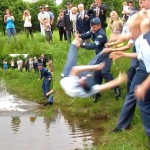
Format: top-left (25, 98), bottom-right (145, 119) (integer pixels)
top-left (42, 78), bottom-right (51, 96)
top-left (62, 44), bottom-right (104, 86)
top-left (66, 30), bottom-right (72, 43)
top-left (45, 31), bottom-right (52, 42)
top-left (24, 27), bottom-right (33, 38)
top-left (58, 26), bottom-right (67, 41)
top-left (92, 53), bottom-right (119, 90)
top-left (116, 61), bottom-right (150, 137)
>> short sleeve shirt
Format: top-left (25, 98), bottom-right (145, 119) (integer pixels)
top-left (136, 34), bottom-right (150, 73)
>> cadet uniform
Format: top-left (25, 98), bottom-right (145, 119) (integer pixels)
top-left (80, 18), bottom-right (121, 100)
top-left (39, 67), bottom-right (52, 97)
top-left (113, 31), bottom-right (150, 142)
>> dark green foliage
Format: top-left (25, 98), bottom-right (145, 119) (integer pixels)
top-left (0, 0), bottom-right (59, 33)
top-left (61, 0), bottom-right (139, 16)
top-left (0, 0), bottom-right (139, 34)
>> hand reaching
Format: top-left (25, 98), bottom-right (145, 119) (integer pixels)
top-left (109, 51), bottom-right (124, 61)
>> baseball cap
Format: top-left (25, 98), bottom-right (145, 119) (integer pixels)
top-left (90, 18), bottom-right (101, 26)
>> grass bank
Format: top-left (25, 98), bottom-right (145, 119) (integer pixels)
top-left (0, 31), bottom-right (148, 149)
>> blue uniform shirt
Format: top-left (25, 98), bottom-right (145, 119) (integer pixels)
top-left (40, 68), bottom-right (52, 79)
top-left (80, 29), bottom-right (107, 54)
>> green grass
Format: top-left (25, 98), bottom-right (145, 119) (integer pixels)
top-left (0, 30), bottom-right (148, 149)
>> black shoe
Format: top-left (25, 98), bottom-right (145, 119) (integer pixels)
top-left (112, 128), bottom-right (122, 133)
top-left (43, 102), bottom-right (53, 106)
top-left (92, 93), bottom-right (101, 102)
top-left (114, 87), bottom-right (121, 100)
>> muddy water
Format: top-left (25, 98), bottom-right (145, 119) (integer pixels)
top-left (0, 81), bottom-right (104, 150)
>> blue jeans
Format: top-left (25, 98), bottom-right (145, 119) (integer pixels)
top-left (6, 28), bottom-right (16, 40)
top-left (116, 61), bottom-right (150, 137)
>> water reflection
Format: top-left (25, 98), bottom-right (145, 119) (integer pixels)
top-left (0, 110), bottom-right (103, 150)
top-left (0, 80), bottom-right (104, 149)
top-left (11, 117), bottom-right (21, 134)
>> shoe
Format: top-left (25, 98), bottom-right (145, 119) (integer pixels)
top-left (92, 93), bottom-right (101, 102)
top-left (112, 128), bottom-right (122, 133)
top-left (43, 102), bottom-right (53, 106)
top-left (114, 87), bottom-right (121, 100)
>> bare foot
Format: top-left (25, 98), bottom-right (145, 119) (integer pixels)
top-left (117, 72), bottom-right (127, 84)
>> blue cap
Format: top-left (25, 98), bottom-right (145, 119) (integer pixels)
top-left (90, 18), bottom-right (101, 26)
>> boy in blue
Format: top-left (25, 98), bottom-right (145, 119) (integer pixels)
top-left (38, 63), bottom-right (52, 98)
top-left (79, 18), bottom-right (121, 101)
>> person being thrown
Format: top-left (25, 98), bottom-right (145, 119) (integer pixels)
top-left (60, 35), bottom-right (127, 98)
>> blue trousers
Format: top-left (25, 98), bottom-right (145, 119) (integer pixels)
top-left (42, 78), bottom-right (51, 97)
top-left (6, 28), bottom-right (16, 40)
top-left (93, 53), bottom-right (115, 84)
top-left (127, 47), bottom-right (139, 92)
top-left (48, 94), bottom-right (53, 104)
top-left (116, 61), bottom-right (150, 137)
top-left (62, 44), bottom-right (104, 86)
top-left (116, 48), bottom-right (139, 129)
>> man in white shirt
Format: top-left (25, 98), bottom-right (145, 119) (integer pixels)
top-left (38, 6), bottom-right (50, 36)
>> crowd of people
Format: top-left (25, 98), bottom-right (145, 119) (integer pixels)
top-left (3, 0), bottom-right (136, 44)
top-left (3, 4), bottom-right (55, 43)
top-left (2, 54), bottom-right (54, 106)
top-left (2, 0), bottom-right (150, 148)
top-left (59, 0), bottom-right (150, 148)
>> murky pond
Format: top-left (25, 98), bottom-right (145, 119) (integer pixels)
top-left (0, 81), bottom-right (104, 150)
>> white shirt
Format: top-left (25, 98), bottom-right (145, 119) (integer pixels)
top-left (135, 34), bottom-right (150, 73)
top-left (60, 75), bottom-right (100, 98)
top-left (38, 12), bottom-right (50, 24)
top-left (24, 16), bottom-right (32, 27)
top-left (121, 22), bottom-right (129, 35)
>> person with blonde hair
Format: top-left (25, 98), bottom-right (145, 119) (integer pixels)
top-left (23, 9), bottom-right (33, 38)
top-left (108, 11), bottom-right (123, 46)
top-left (70, 7), bottom-right (78, 36)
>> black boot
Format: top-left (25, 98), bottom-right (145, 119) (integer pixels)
top-left (92, 93), bottom-right (101, 103)
top-left (114, 87), bottom-right (121, 100)
top-left (43, 101), bottom-right (53, 106)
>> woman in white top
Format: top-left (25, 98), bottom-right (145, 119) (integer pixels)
top-left (10, 59), bottom-right (15, 70)
top-left (70, 7), bottom-right (78, 37)
top-left (23, 9), bottom-right (33, 38)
